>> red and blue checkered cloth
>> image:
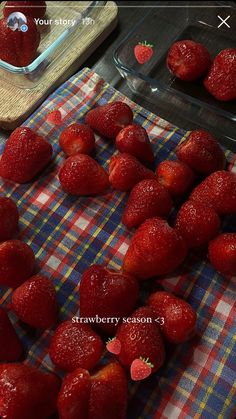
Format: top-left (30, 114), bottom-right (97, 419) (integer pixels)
top-left (0, 67), bottom-right (235, 419)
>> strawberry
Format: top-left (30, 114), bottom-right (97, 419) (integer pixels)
top-left (0, 17), bottom-right (40, 67)
top-left (122, 179), bottom-right (172, 229)
top-left (0, 197), bottom-right (19, 241)
top-left (85, 101), bottom-right (133, 140)
top-left (0, 127), bottom-right (52, 184)
top-left (123, 217), bottom-right (187, 279)
top-left (175, 200), bottom-right (220, 248)
top-left (4, 1), bottom-right (46, 19)
top-left (147, 291), bottom-right (197, 343)
top-left (106, 337), bottom-right (121, 355)
top-left (109, 153), bottom-right (155, 192)
top-left (130, 357), bottom-right (154, 381)
top-left (116, 307), bottom-right (165, 378)
top-left (0, 363), bottom-right (60, 419)
top-left (190, 170), bottom-right (236, 215)
top-left (115, 124), bottom-right (154, 164)
top-left (58, 362), bottom-right (128, 419)
top-left (47, 109), bottom-right (63, 126)
top-left (204, 48), bottom-right (236, 101)
top-left (59, 123), bottom-right (95, 156)
top-left (134, 41), bottom-right (154, 64)
top-left (79, 265), bottom-right (139, 334)
top-left (208, 233), bottom-right (236, 276)
top-left (167, 40), bottom-right (211, 81)
top-left (0, 308), bottom-right (23, 361)
top-left (49, 320), bottom-right (104, 372)
top-left (59, 154), bottom-right (109, 196)
top-left (0, 239), bottom-right (35, 288)
top-left (176, 130), bottom-right (226, 175)
top-left (156, 159), bottom-right (195, 197)
top-left (11, 274), bottom-right (58, 329)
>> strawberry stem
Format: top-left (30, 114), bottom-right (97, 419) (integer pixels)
top-left (138, 41), bottom-right (154, 48)
top-left (139, 356), bottom-right (154, 368)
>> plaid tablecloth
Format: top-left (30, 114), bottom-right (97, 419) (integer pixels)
top-left (0, 67), bottom-right (235, 419)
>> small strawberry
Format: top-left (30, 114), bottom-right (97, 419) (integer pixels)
top-left (0, 127), bottom-right (53, 184)
top-left (49, 320), bottom-right (104, 372)
top-left (59, 123), bottom-right (95, 156)
top-left (134, 42), bottom-right (154, 64)
top-left (116, 307), bottom-right (165, 377)
top-left (0, 363), bottom-right (60, 419)
top-left (0, 308), bottom-right (23, 362)
top-left (156, 159), bottom-right (195, 197)
top-left (167, 40), bottom-right (211, 81)
top-left (85, 101), bottom-right (133, 140)
top-left (175, 200), bottom-right (220, 248)
top-left (106, 337), bottom-right (121, 355)
top-left (115, 124), bottom-right (154, 164)
top-left (122, 179), bottom-right (172, 229)
top-left (109, 153), bottom-right (155, 192)
top-left (0, 17), bottom-right (40, 67)
top-left (47, 109), bottom-right (62, 126)
top-left (4, 1), bottom-right (46, 19)
top-left (208, 233), bottom-right (236, 276)
top-left (130, 357), bottom-right (154, 381)
top-left (57, 362), bottom-right (128, 419)
top-left (176, 130), bottom-right (226, 175)
top-left (79, 265), bottom-right (139, 334)
top-left (59, 154), bottom-right (109, 196)
top-left (123, 217), bottom-right (187, 279)
top-left (204, 48), bottom-right (236, 101)
top-left (0, 197), bottom-right (19, 241)
top-left (147, 291), bottom-right (197, 343)
top-left (190, 170), bottom-right (236, 215)
top-left (0, 240), bottom-right (35, 288)
top-left (11, 274), bottom-right (58, 329)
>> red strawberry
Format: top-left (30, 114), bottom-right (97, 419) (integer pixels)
top-left (58, 362), bottom-right (128, 419)
top-left (0, 197), bottom-right (19, 241)
top-left (85, 101), bottom-right (133, 140)
top-left (106, 337), bottom-right (121, 355)
top-left (176, 130), bottom-right (226, 175)
top-left (47, 109), bottom-right (62, 126)
top-left (123, 217), bottom-right (187, 279)
top-left (204, 48), bottom-right (236, 101)
top-left (0, 240), bottom-right (35, 288)
top-left (0, 308), bottom-right (23, 361)
top-left (0, 127), bottom-right (52, 184)
top-left (115, 124), bottom-right (154, 164)
top-left (122, 179), bottom-right (172, 229)
top-left (59, 123), bottom-right (95, 156)
top-left (116, 307), bottom-right (165, 377)
top-left (190, 170), bottom-right (236, 215)
top-left (156, 159), bottom-right (195, 197)
top-left (208, 233), bottom-right (236, 276)
top-left (0, 17), bottom-right (40, 67)
top-left (167, 40), bottom-right (211, 81)
top-left (134, 41), bottom-right (154, 64)
top-left (4, 1), bottom-right (46, 19)
top-left (130, 357), bottom-right (154, 381)
top-left (79, 265), bottom-right (139, 334)
top-left (11, 274), bottom-right (58, 329)
top-left (109, 153), bottom-right (155, 192)
top-left (59, 154), bottom-right (109, 196)
top-left (0, 363), bottom-right (60, 419)
top-left (147, 291), bottom-right (197, 343)
top-left (49, 320), bottom-right (104, 372)
top-left (175, 200), bottom-right (220, 248)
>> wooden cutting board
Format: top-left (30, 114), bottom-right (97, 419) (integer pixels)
top-left (0, 1), bottom-right (118, 130)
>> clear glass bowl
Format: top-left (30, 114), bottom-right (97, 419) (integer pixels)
top-left (113, 2), bottom-right (236, 145)
top-left (0, 1), bottom-right (105, 88)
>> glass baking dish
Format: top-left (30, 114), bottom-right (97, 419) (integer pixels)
top-left (113, 2), bottom-right (236, 144)
top-left (0, 1), bottom-right (105, 88)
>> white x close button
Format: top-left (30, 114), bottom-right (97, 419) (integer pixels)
top-left (217, 15), bottom-right (231, 28)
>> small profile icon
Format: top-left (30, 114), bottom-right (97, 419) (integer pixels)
top-left (7, 12), bottom-right (28, 32)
